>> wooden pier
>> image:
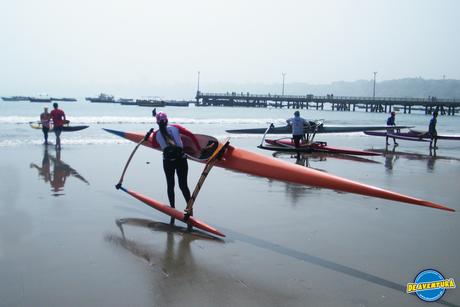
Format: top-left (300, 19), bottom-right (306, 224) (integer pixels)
top-left (196, 91), bottom-right (460, 115)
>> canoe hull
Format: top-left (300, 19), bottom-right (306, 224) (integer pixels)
top-left (104, 128), bottom-right (454, 212)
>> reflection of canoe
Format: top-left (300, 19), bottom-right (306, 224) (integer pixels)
top-left (119, 187), bottom-right (225, 237)
top-left (264, 138), bottom-right (380, 156)
top-left (104, 128), bottom-right (454, 212)
top-left (272, 151), bottom-right (381, 164)
top-left (115, 218), bottom-right (223, 240)
top-left (367, 148), bottom-right (460, 162)
top-left (29, 121), bottom-right (88, 132)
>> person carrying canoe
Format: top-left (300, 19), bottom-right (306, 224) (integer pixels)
top-left (386, 111), bottom-right (398, 146)
top-left (153, 111), bottom-right (201, 227)
top-left (40, 107), bottom-right (51, 145)
top-left (429, 111), bottom-right (438, 149)
top-left (286, 111), bottom-right (308, 151)
top-left (50, 103), bottom-right (66, 149)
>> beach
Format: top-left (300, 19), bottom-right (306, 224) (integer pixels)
top-left (0, 102), bottom-right (459, 306)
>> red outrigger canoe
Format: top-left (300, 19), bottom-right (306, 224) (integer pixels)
top-left (264, 138), bottom-right (380, 156)
top-left (104, 128), bottom-right (455, 212)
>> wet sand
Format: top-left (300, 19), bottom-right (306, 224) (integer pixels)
top-left (0, 136), bottom-right (459, 307)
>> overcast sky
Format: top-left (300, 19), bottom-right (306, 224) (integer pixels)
top-left (1, 0), bottom-right (459, 97)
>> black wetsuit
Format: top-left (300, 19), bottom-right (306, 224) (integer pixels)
top-left (163, 156), bottom-right (191, 208)
top-left (156, 126), bottom-right (191, 209)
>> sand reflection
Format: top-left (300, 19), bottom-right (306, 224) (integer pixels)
top-left (105, 218), bottom-right (291, 306)
top-left (371, 147), bottom-right (460, 172)
top-left (30, 148), bottom-right (89, 196)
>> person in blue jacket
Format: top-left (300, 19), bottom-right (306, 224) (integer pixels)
top-left (429, 111), bottom-right (438, 149)
top-left (287, 111), bottom-right (308, 148)
top-left (386, 111), bottom-right (398, 146)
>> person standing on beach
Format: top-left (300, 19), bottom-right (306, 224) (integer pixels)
top-left (386, 111), bottom-right (398, 146)
top-left (429, 111), bottom-right (438, 149)
top-left (286, 111), bottom-right (308, 149)
top-left (40, 107), bottom-right (51, 145)
top-left (154, 112), bottom-right (193, 226)
top-left (50, 103), bottom-right (66, 149)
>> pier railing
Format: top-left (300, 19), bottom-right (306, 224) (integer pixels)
top-left (196, 92), bottom-right (460, 115)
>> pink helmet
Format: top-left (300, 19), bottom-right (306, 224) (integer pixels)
top-left (156, 111), bottom-right (168, 123)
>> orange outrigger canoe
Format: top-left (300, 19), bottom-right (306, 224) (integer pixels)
top-left (104, 128), bottom-right (455, 212)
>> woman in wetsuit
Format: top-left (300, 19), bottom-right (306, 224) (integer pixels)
top-left (155, 112), bottom-right (192, 224)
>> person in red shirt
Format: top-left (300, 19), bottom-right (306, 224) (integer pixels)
top-left (50, 103), bottom-right (66, 149)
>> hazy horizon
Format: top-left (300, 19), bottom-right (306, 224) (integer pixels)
top-left (1, 0), bottom-right (459, 98)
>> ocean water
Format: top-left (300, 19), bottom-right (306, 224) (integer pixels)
top-left (1, 99), bottom-right (459, 150)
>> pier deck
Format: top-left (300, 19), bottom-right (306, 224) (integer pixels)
top-left (196, 92), bottom-right (459, 115)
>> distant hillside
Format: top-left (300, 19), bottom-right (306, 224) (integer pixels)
top-left (204, 78), bottom-right (460, 99)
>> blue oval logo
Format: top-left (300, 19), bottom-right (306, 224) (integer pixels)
top-left (407, 269), bottom-right (456, 301)
top-left (414, 270), bottom-right (446, 301)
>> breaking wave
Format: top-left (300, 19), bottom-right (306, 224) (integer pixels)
top-left (0, 116), bottom-right (287, 125)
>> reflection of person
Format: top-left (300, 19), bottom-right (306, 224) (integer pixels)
top-left (429, 111), bottom-right (438, 149)
top-left (427, 154), bottom-right (436, 170)
top-left (50, 103), bottom-right (66, 149)
top-left (40, 107), bottom-right (51, 145)
top-left (31, 148), bottom-right (89, 196)
top-left (50, 149), bottom-right (70, 193)
top-left (30, 148), bottom-right (51, 182)
top-left (295, 155), bottom-right (310, 167)
top-left (383, 147), bottom-right (399, 172)
top-left (154, 112), bottom-right (193, 226)
top-left (386, 111), bottom-right (398, 146)
top-left (286, 111), bottom-right (307, 151)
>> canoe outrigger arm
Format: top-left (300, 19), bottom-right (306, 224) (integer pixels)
top-left (304, 120), bottom-right (324, 143)
top-left (183, 138), bottom-right (231, 222)
top-left (259, 123), bottom-right (275, 148)
top-left (259, 120), bottom-right (324, 148)
top-left (115, 128), bottom-right (154, 190)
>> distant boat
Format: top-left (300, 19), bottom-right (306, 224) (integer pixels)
top-left (86, 93), bottom-right (115, 103)
top-left (136, 99), bottom-right (165, 107)
top-left (1, 96), bottom-right (30, 101)
top-left (51, 97), bottom-right (77, 102)
top-left (117, 98), bottom-right (136, 105)
top-left (29, 95), bottom-right (52, 103)
top-left (165, 100), bottom-right (190, 107)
